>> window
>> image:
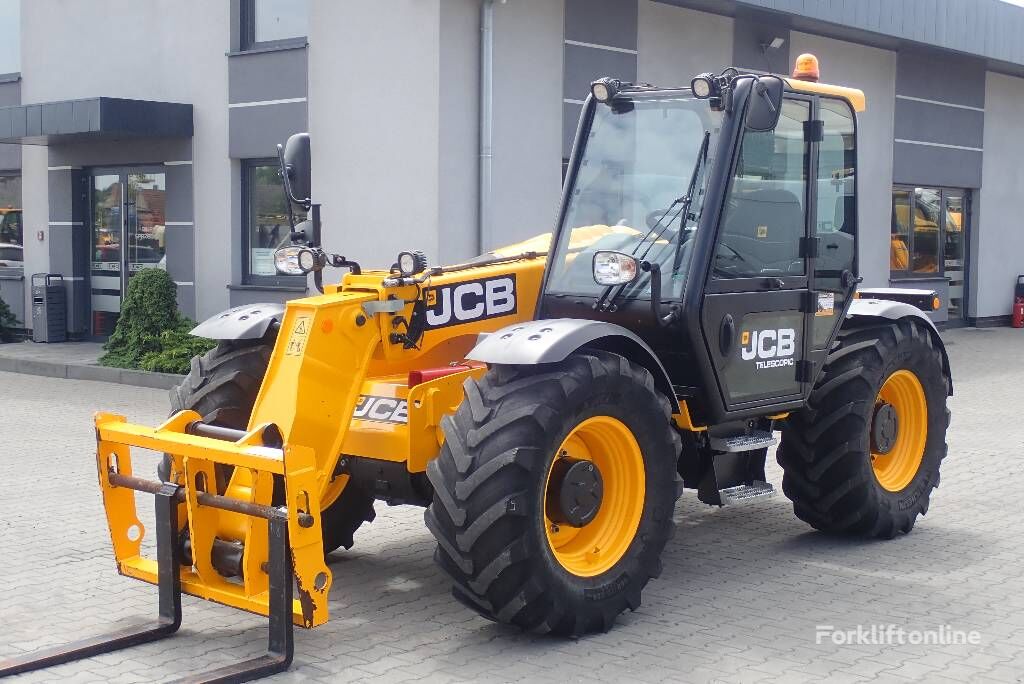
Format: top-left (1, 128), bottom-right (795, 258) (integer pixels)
top-left (714, 99), bottom-right (809, 279)
top-left (0, 0), bottom-right (19, 74)
top-left (242, 0), bottom-right (309, 50)
top-left (0, 173), bottom-right (22, 270)
top-left (243, 160), bottom-right (306, 285)
top-left (812, 98), bottom-right (857, 348)
top-left (890, 186), bottom-right (967, 278)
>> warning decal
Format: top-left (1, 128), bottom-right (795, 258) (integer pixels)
top-left (285, 315), bottom-right (312, 357)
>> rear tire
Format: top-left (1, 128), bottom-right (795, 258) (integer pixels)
top-left (777, 319), bottom-right (950, 538)
top-left (162, 335), bottom-right (375, 553)
top-left (425, 351), bottom-right (680, 635)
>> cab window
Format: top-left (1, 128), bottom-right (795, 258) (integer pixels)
top-left (713, 99), bottom-right (809, 279)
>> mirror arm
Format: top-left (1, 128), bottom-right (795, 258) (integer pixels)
top-left (641, 261), bottom-right (679, 328)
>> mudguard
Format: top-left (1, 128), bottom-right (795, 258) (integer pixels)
top-left (847, 297), bottom-right (952, 393)
top-left (467, 318), bottom-right (679, 411)
top-left (190, 303), bottom-right (285, 340)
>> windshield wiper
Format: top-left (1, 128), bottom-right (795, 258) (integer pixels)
top-left (595, 130), bottom-right (711, 312)
top-left (671, 130), bottom-right (711, 273)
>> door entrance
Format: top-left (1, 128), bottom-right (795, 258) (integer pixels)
top-left (90, 168), bottom-right (167, 337)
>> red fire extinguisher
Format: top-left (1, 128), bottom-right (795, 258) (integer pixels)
top-left (1013, 275), bottom-right (1024, 328)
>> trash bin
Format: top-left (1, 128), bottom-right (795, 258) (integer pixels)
top-left (31, 273), bottom-right (66, 343)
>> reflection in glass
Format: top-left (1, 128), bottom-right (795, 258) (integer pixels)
top-left (911, 188), bottom-right (940, 274)
top-left (248, 163), bottom-right (307, 278)
top-left (91, 174), bottom-right (123, 336)
top-left (0, 173), bottom-right (22, 269)
top-left (945, 192), bottom-right (965, 321)
top-left (890, 190), bottom-right (911, 271)
top-left (254, 0), bottom-right (309, 43)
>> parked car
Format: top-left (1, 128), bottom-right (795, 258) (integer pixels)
top-left (0, 242), bottom-right (23, 269)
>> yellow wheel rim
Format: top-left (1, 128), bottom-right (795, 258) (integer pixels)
top-left (543, 416), bottom-right (645, 577)
top-left (871, 369), bottom-right (928, 492)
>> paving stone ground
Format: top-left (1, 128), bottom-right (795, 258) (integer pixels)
top-left (1, 327), bottom-right (1022, 683)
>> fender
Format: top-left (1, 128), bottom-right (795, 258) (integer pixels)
top-left (466, 318), bottom-right (680, 412)
top-left (190, 303), bottom-right (285, 341)
top-left (846, 298), bottom-right (952, 394)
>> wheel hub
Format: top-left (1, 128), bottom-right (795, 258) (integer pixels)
top-left (871, 401), bottom-right (899, 455)
top-left (546, 457), bottom-right (604, 527)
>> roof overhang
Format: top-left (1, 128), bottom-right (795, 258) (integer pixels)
top-left (0, 97), bottom-right (192, 145)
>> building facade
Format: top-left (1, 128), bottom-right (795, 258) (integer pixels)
top-left (0, 0), bottom-right (1022, 337)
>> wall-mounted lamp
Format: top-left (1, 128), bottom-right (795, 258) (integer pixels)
top-left (761, 36), bottom-right (786, 51)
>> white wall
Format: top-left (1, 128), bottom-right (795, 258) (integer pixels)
top-left (20, 0), bottom-right (232, 319)
top-left (309, 0), bottom-right (442, 269)
top-left (438, 0), bottom-right (481, 263)
top-left (488, 0), bottom-right (564, 251)
top-left (790, 32), bottom-right (897, 289)
top-left (637, 1), bottom-right (732, 88)
top-left (976, 72), bottom-right (1024, 319)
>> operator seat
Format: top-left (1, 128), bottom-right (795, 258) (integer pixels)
top-left (717, 185), bottom-right (804, 276)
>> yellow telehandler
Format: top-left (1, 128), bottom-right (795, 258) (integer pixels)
top-left (3, 55), bottom-right (951, 682)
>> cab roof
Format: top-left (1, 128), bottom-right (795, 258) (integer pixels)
top-left (784, 78), bottom-right (866, 112)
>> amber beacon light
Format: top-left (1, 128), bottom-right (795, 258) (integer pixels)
top-left (792, 53), bottom-right (820, 82)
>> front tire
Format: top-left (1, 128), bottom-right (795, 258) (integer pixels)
top-left (425, 351), bottom-right (680, 635)
top-left (778, 319), bottom-right (950, 538)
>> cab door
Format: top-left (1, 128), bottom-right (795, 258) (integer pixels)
top-left (700, 96), bottom-right (815, 411)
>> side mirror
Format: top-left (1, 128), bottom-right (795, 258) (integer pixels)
top-left (745, 76), bottom-right (784, 132)
top-left (280, 132), bottom-right (311, 207)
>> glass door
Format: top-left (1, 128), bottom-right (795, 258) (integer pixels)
top-left (90, 168), bottom-right (167, 337)
top-left (944, 190), bottom-right (967, 324)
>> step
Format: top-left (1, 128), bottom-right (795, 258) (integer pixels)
top-left (717, 430), bottom-right (778, 453)
top-left (719, 481), bottom-right (776, 505)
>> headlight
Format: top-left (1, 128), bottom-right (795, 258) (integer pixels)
top-left (592, 251), bottom-right (640, 286)
top-left (274, 246), bottom-right (318, 275)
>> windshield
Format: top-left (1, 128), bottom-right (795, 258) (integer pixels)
top-left (547, 93), bottom-right (721, 300)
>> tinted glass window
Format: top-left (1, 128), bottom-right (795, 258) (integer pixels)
top-left (813, 99), bottom-right (856, 348)
top-left (714, 99), bottom-right (809, 279)
top-left (254, 0), bottom-right (309, 43)
top-left (891, 189), bottom-right (911, 271)
top-left (246, 162), bottom-right (306, 281)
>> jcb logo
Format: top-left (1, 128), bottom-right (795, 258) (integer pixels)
top-left (353, 395), bottom-right (408, 424)
top-left (741, 328), bottom-right (797, 369)
top-left (425, 275), bottom-right (516, 329)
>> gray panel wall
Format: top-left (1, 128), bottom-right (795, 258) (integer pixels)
top-left (637, 1), bottom-right (732, 89)
top-left (562, 0), bottom-right (637, 157)
top-left (892, 48), bottom-right (985, 188)
top-left (737, 0), bottom-right (1024, 71)
top-left (0, 77), bottom-right (20, 171)
top-left (228, 47), bottom-right (309, 159)
top-left (732, 8), bottom-right (791, 73)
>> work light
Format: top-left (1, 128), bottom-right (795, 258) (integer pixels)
top-left (590, 77), bottom-right (621, 104)
top-left (691, 73), bottom-right (715, 99)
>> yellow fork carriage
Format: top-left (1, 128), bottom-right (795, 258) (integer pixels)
top-left (1, 260), bottom-right (541, 683)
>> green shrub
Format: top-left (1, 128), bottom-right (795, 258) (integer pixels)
top-left (100, 269), bottom-right (215, 373)
top-left (139, 328), bottom-right (217, 374)
top-left (0, 294), bottom-right (17, 342)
